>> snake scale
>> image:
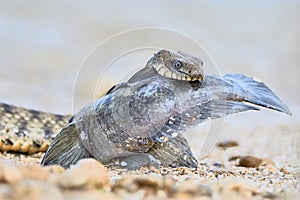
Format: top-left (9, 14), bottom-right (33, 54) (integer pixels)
top-left (0, 103), bottom-right (69, 154)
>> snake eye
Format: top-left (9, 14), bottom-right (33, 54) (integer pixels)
top-left (174, 60), bottom-right (182, 69)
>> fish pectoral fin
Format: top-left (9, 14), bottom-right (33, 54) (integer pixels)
top-left (152, 100), bottom-right (259, 141)
top-left (148, 134), bottom-right (198, 168)
top-left (41, 123), bottom-right (91, 168)
top-left (224, 74), bottom-right (292, 115)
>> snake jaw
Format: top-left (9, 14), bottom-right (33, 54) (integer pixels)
top-left (190, 74), bottom-right (204, 81)
top-left (154, 64), bottom-right (204, 81)
top-left (150, 49), bottom-right (204, 81)
top-left (173, 67), bottom-right (204, 81)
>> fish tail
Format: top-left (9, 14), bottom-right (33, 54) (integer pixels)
top-left (41, 123), bottom-right (91, 168)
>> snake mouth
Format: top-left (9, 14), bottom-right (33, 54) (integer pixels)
top-left (155, 65), bottom-right (203, 81)
top-left (179, 71), bottom-right (203, 81)
top-left (190, 74), bottom-right (204, 81)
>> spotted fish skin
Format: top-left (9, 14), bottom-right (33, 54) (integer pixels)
top-left (41, 79), bottom-right (197, 168)
top-left (41, 73), bottom-right (291, 169)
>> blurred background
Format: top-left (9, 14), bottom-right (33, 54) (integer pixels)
top-left (0, 1), bottom-right (299, 168)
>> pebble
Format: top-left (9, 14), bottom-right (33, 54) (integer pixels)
top-left (280, 167), bottom-right (290, 174)
top-left (12, 180), bottom-right (64, 200)
top-left (172, 179), bottom-right (212, 197)
top-left (44, 164), bottom-right (65, 174)
top-left (176, 167), bottom-right (194, 175)
top-left (0, 152), bottom-right (299, 199)
top-left (20, 163), bottom-right (50, 180)
top-left (113, 175), bottom-right (175, 194)
top-left (56, 158), bottom-right (110, 190)
top-left (113, 176), bottom-right (139, 193)
top-left (239, 156), bottom-right (263, 168)
top-left (0, 159), bottom-right (23, 184)
top-left (64, 190), bottom-right (119, 200)
top-left (214, 177), bottom-right (260, 199)
top-left (217, 140), bottom-right (239, 149)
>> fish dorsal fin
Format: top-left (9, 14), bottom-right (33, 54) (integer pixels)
top-left (127, 67), bottom-right (158, 84)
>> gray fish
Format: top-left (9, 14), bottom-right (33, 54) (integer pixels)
top-left (41, 70), bottom-right (291, 168)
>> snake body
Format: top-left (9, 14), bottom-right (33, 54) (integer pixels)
top-left (0, 103), bottom-right (69, 154)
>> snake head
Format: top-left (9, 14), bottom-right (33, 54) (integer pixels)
top-left (149, 50), bottom-right (204, 81)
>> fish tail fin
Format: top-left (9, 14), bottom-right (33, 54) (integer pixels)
top-left (41, 123), bottom-right (91, 168)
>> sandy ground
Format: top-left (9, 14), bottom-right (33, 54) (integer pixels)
top-left (0, 141), bottom-right (299, 200)
top-left (0, 1), bottom-right (299, 199)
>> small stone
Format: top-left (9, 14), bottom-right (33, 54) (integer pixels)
top-left (64, 190), bottom-right (119, 200)
top-left (173, 179), bottom-right (212, 197)
top-left (113, 176), bottom-right (139, 193)
top-left (173, 192), bottom-right (193, 199)
top-left (44, 164), bottom-right (65, 174)
top-left (159, 167), bottom-right (172, 176)
top-left (262, 192), bottom-right (278, 199)
top-left (122, 190), bottom-right (146, 200)
top-left (280, 167), bottom-right (290, 174)
top-left (13, 180), bottom-right (64, 200)
top-left (176, 167), bottom-right (193, 175)
top-left (217, 140), bottom-right (239, 149)
top-left (263, 164), bottom-right (279, 173)
top-left (1, 160), bottom-right (23, 184)
top-left (0, 183), bottom-right (14, 199)
top-left (156, 190), bottom-right (168, 198)
top-left (113, 175), bottom-right (175, 195)
top-left (215, 177), bottom-right (260, 198)
top-left (213, 163), bottom-right (224, 167)
top-left (239, 156), bottom-right (263, 168)
top-left (57, 158), bottom-right (110, 190)
top-left (20, 164), bottom-right (50, 180)
top-left (134, 176), bottom-right (163, 190)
